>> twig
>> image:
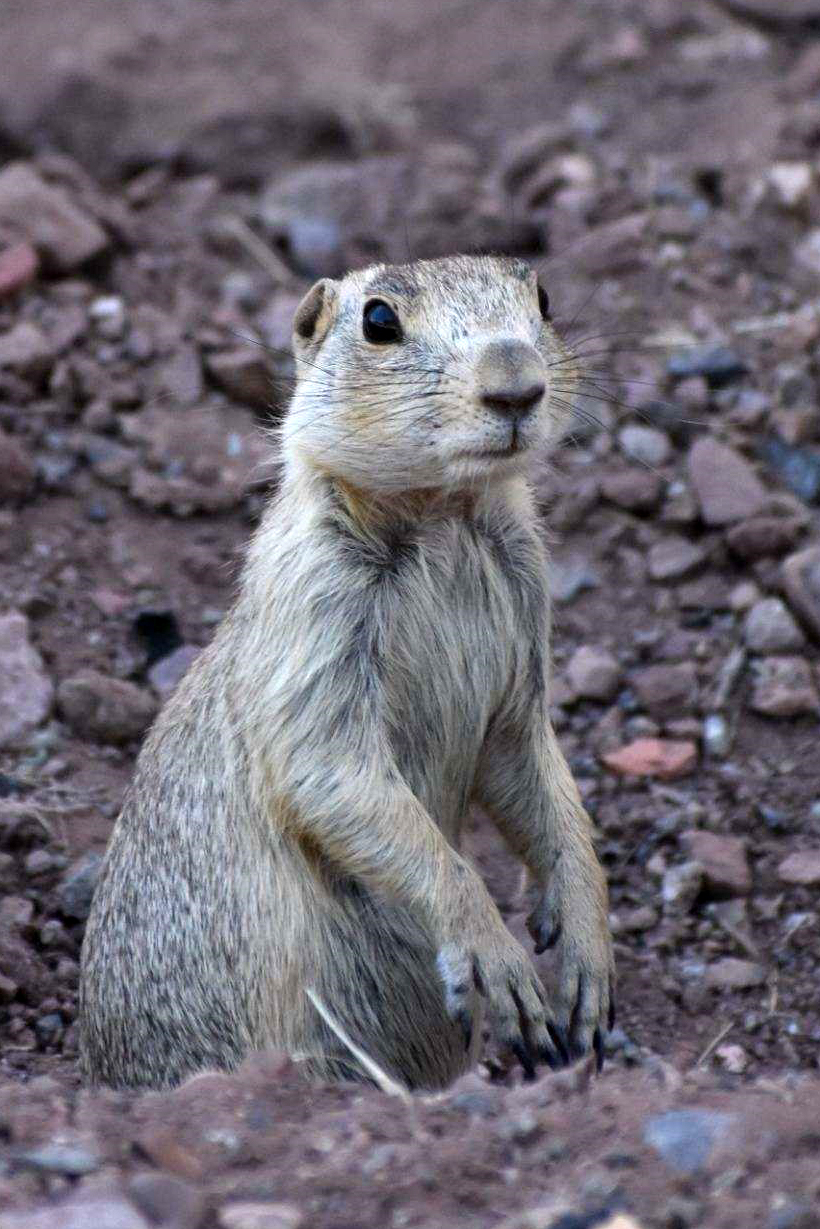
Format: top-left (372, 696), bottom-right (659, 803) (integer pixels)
top-left (694, 1019), bottom-right (734, 1068)
top-left (217, 215), bottom-right (296, 287)
top-left (306, 987), bottom-right (412, 1103)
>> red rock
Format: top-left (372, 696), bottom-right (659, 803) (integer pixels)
top-left (680, 830), bottom-right (751, 897)
top-left (687, 437), bottom-right (767, 526)
top-left (0, 161), bottom-right (109, 273)
top-left (602, 738), bottom-right (697, 779)
top-left (777, 850), bottom-right (820, 886)
top-left (0, 242), bottom-right (38, 298)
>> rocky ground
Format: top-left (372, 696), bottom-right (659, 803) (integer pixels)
top-left (1, 0), bottom-right (820, 1225)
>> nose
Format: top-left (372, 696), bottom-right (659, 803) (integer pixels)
top-left (475, 339), bottom-right (546, 421)
top-left (481, 382), bottom-right (545, 419)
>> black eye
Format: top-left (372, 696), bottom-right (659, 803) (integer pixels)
top-left (537, 283), bottom-right (551, 322)
top-left (363, 299), bottom-right (403, 344)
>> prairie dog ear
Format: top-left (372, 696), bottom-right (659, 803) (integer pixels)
top-left (292, 279), bottom-right (338, 358)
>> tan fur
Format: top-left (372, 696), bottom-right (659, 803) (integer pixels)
top-left (79, 254), bottom-right (614, 1091)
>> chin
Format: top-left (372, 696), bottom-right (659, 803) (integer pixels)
top-left (445, 450), bottom-right (530, 489)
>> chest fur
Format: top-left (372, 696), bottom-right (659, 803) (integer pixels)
top-left (381, 519), bottom-right (546, 822)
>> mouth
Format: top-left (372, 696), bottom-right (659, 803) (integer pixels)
top-left (458, 427), bottom-right (526, 462)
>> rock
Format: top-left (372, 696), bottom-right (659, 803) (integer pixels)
top-left (679, 830), bottom-right (751, 897)
top-left (617, 425), bottom-right (671, 467)
top-left (206, 347), bottom-right (274, 409)
top-left (743, 598), bottom-right (805, 654)
top-left (647, 537), bottom-right (707, 581)
top-left (57, 669), bottom-right (157, 743)
top-left (749, 656), bottom-right (818, 717)
top-left (128, 1173), bottom-right (207, 1229)
top-left (703, 714), bottom-right (731, 757)
top-left (726, 515), bottom-right (804, 559)
top-left (0, 322), bottom-right (54, 383)
top-left (0, 242), bottom-right (38, 298)
top-left (14, 1143), bottom-right (99, 1176)
top-left (758, 435), bottom-right (820, 504)
top-left (602, 738), bottom-right (697, 779)
top-left (0, 1189), bottom-right (150, 1229)
top-left (218, 1204), bottom-right (304, 1229)
top-left (630, 662), bottom-right (697, 721)
top-left (714, 1043), bottom-right (748, 1073)
top-left (56, 852), bottom-right (102, 920)
top-left (565, 645), bottom-right (622, 701)
top-left (643, 1109), bottom-right (734, 1174)
top-left (147, 645), bottom-right (201, 698)
top-left (667, 346), bottom-right (747, 388)
top-left (730, 581), bottom-right (761, 612)
top-left (0, 612), bottom-right (53, 748)
top-left (795, 228), bottom-right (820, 275)
top-left (0, 161), bottom-right (109, 273)
top-left (0, 428), bottom-right (35, 502)
top-left (89, 295), bottom-right (127, 341)
top-left (662, 861), bottom-right (705, 913)
top-left (705, 958), bottom-right (766, 990)
top-left (777, 850), bottom-right (820, 886)
top-left (687, 438), bottom-right (767, 525)
top-left (782, 545), bottom-right (820, 641)
top-left (720, 0), bottom-right (820, 33)
top-left (766, 161), bottom-right (813, 210)
top-left (549, 555), bottom-right (599, 604)
top-left (601, 468), bottom-right (663, 512)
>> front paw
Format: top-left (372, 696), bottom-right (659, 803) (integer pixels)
top-left (527, 882), bottom-right (615, 1070)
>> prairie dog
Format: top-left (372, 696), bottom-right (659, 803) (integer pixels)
top-left (80, 254), bottom-right (614, 1090)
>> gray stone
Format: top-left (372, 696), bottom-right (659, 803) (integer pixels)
top-left (688, 437), bottom-right (767, 525)
top-left (777, 850), bottom-right (820, 886)
top-left (206, 347), bottom-right (274, 409)
top-left (648, 537), bottom-right (707, 581)
top-left (749, 656), bottom-right (818, 717)
top-left (667, 346), bottom-right (746, 387)
top-left (703, 714), bottom-right (731, 757)
top-left (758, 434), bottom-right (820, 504)
top-left (148, 644), bottom-right (201, 698)
top-left (643, 1108), bottom-right (735, 1174)
top-left (0, 612), bottom-right (53, 748)
top-left (631, 662), bottom-right (698, 720)
top-left (56, 852), bottom-right (103, 920)
top-left (549, 556), bottom-right (599, 604)
top-left (0, 322), bottom-right (54, 382)
top-left (57, 669), bottom-right (157, 743)
top-left (14, 1143), bottom-right (99, 1176)
top-left (617, 424), bottom-right (671, 467)
top-left (601, 468), bottom-right (663, 512)
top-left (0, 1191), bottom-right (149, 1229)
top-left (705, 958), bottom-right (767, 989)
top-left (662, 861), bottom-right (704, 914)
top-left (782, 545), bottom-right (820, 641)
top-left (0, 161), bottom-right (109, 273)
top-left (218, 1205), bottom-right (304, 1229)
top-left (128, 1173), bottom-right (207, 1229)
top-left (0, 428), bottom-right (35, 502)
top-left (565, 645), bottom-right (622, 701)
top-left (744, 598), bottom-right (805, 654)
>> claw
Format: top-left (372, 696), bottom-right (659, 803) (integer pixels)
top-left (533, 919), bottom-right (562, 955)
top-left (511, 1038), bottom-right (537, 1080)
top-left (547, 1021), bottom-right (570, 1065)
top-left (456, 1009), bottom-right (473, 1053)
top-left (472, 956), bottom-right (487, 997)
top-left (593, 1027), bottom-right (605, 1073)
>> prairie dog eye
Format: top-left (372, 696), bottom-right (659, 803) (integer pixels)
top-left (536, 283), bottom-right (551, 322)
top-left (363, 299), bottom-right (403, 344)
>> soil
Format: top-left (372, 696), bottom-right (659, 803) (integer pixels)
top-left (1, 1), bottom-right (820, 1226)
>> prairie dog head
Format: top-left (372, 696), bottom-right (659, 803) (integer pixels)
top-left (282, 255), bottom-right (575, 495)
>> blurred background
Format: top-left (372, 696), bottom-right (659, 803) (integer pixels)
top-left (1, 0), bottom-right (820, 1223)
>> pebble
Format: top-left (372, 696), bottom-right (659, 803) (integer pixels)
top-left (703, 714), bottom-right (730, 757)
top-left (0, 242), bottom-right (38, 298)
top-left (679, 830), bottom-right (751, 897)
top-left (766, 161), bottom-right (813, 210)
top-left (667, 346), bottom-right (746, 388)
top-left (57, 669), bottom-right (158, 744)
top-left (128, 1173), bottom-right (207, 1229)
top-left (749, 656), bottom-right (818, 718)
top-left (688, 437), bottom-right (767, 525)
top-left (705, 958), bottom-right (766, 990)
top-left (758, 435), bottom-right (820, 504)
top-left (0, 612), bottom-right (54, 749)
top-left (777, 850), bottom-right (820, 886)
top-left (601, 469), bottom-right (664, 512)
top-left (0, 1190), bottom-right (150, 1229)
top-left (647, 537), bottom-right (707, 582)
top-left (206, 346), bottom-right (275, 409)
top-left (643, 1108), bottom-right (734, 1174)
top-left (89, 295), bottom-right (128, 340)
top-left (549, 555), bottom-right (599, 604)
top-left (617, 425), bottom-right (671, 467)
top-left (714, 1043), bottom-right (748, 1073)
top-left (602, 738), bottom-right (697, 779)
top-left (726, 515), bottom-right (804, 559)
top-left (56, 852), bottom-right (103, 920)
top-left (662, 861), bottom-right (705, 914)
top-left (630, 662), bottom-right (697, 721)
top-left (0, 428), bottom-right (36, 503)
top-left (147, 644), bottom-right (201, 698)
top-left (743, 598), bottom-right (805, 654)
top-left (14, 1142), bottom-right (98, 1176)
top-left (218, 1203), bottom-right (304, 1229)
top-left (565, 645), bottom-right (622, 701)
top-left (0, 161), bottom-right (109, 273)
top-left (781, 545), bottom-right (820, 641)
top-left (729, 581), bottom-right (761, 612)
top-left (0, 321), bottom-right (54, 383)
